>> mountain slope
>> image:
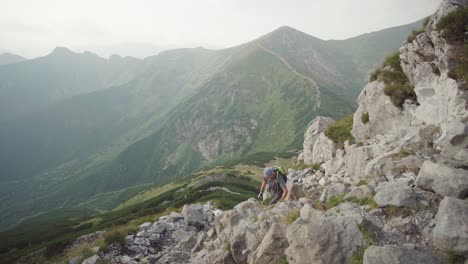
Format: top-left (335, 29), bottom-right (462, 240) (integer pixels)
top-left (0, 21), bottom-right (424, 230)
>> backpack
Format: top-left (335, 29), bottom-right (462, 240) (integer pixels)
top-left (274, 166), bottom-right (287, 183)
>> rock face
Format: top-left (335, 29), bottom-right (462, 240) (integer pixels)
top-left (432, 197), bottom-right (468, 255)
top-left (303, 116), bottom-right (335, 164)
top-left (363, 245), bottom-right (439, 264)
top-left (416, 161), bottom-right (468, 198)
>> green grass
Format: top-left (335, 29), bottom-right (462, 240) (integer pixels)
top-left (284, 209), bottom-right (301, 224)
top-left (312, 163), bottom-right (321, 170)
top-left (350, 246), bottom-right (365, 264)
top-left (326, 196), bottom-right (345, 209)
top-left (278, 255), bottom-right (289, 264)
top-left (325, 115), bottom-right (355, 148)
top-left (358, 224), bottom-right (376, 246)
top-left (358, 197), bottom-right (378, 209)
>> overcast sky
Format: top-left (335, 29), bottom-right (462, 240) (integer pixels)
top-left (1, 0), bottom-right (442, 58)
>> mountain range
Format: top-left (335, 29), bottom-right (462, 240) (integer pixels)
top-left (0, 20), bottom-right (424, 230)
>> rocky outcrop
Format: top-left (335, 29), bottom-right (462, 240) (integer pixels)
top-left (303, 116), bottom-right (335, 164)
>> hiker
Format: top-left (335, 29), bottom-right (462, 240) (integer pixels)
top-left (258, 166), bottom-right (288, 204)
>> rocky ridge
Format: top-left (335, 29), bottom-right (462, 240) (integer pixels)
top-left (69, 1), bottom-right (467, 263)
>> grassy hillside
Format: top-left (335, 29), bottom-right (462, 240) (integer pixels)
top-left (0, 163), bottom-right (264, 264)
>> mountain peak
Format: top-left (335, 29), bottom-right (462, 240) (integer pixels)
top-left (49, 47), bottom-right (75, 56)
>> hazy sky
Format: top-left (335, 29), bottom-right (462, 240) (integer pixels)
top-left (1, 0), bottom-right (442, 58)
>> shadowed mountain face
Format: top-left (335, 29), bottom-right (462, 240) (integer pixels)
top-left (0, 48), bottom-right (143, 122)
top-left (0, 20), bottom-right (424, 230)
top-left (0, 53), bottom-right (26, 66)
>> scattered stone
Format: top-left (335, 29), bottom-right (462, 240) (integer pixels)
top-left (374, 180), bottom-right (417, 207)
top-left (433, 197), bottom-right (468, 255)
top-left (363, 244), bottom-right (439, 264)
top-left (344, 185), bottom-right (374, 200)
top-left (416, 161), bottom-right (468, 198)
top-left (81, 254), bottom-right (100, 264)
top-left (182, 204), bottom-right (205, 229)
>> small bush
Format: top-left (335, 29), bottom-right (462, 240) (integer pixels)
top-left (325, 115), bottom-right (355, 148)
top-left (361, 112), bottom-right (369, 124)
top-left (284, 209), bottom-right (301, 224)
top-left (369, 69), bottom-right (381, 82)
top-left (407, 29), bottom-right (425, 43)
top-left (437, 7), bottom-right (468, 43)
top-left (423, 17), bottom-right (431, 28)
top-left (383, 83), bottom-right (417, 108)
top-left (357, 180), bottom-right (367, 186)
top-left (104, 230), bottom-right (125, 246)
top-left (383, 52), bottom-right (403, 70)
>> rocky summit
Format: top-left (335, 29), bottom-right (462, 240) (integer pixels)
top-left (12, 0), bottom-right (467, 263)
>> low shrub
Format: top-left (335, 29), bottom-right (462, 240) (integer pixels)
top-left (437, 7), bottom-right (468, 43)
top-left (370, 52), bottom-right (418, 108)
top-left (44, 240), bottom-right (70, 259)
top-left (104, 230), bottom-right (125, 246)
top-left (325, 115), bottom-right (355, 148)
top-left (80, 247), bottom-right (94, 260)
top-left (361, 112), bottom-right (369, 124)
top-left (407, 29), bottom-right (425, 43)
top-left (383, 83), bottom-right (417, 108)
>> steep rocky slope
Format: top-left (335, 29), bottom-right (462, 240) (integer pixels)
top-left (56, 1), bottom-right (467, 263)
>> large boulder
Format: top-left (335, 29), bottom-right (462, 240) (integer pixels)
top-left (250, 223), bottom-right (288, 264)
top-left (363, 244), bottom-right (440, 264)
top-left (311, 133), bottom-right (336, 165)
top-left (415, 161), bottom-right (468, 198)
top-left (82, 255), bottom-right (100, 264)
top-left (285, 204), bottom-right (366, 264)
top-left (303, 116), bottom-right (335, 164)
top-left (351, 81), bottom-right (410, 142)
top-left (374, 180), bottom-right (417, 207)
top-left (433, 197), bottom-right (468, 255)
top-left (182, 204), bottom-right (205, 229)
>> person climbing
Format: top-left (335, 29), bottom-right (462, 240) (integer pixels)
top-left (258, 166), bottom-right (288, 204)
